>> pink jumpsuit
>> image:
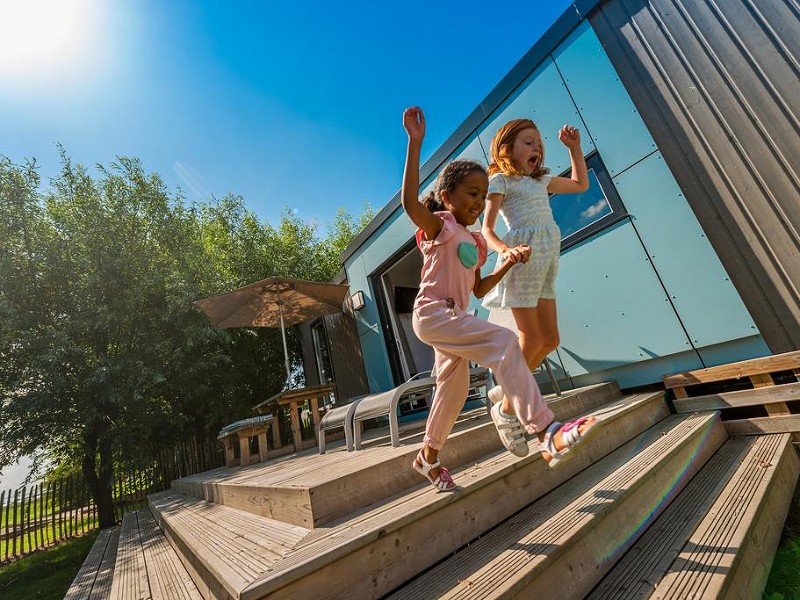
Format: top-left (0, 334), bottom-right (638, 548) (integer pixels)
top-left (412, 212), bottom-right (554, 450)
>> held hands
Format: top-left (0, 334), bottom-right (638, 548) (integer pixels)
top-left (558, 125), bottom-right (582, 149)
top-left (403, 107), bottom-right (426, 143)
top-left (501, 244), bottom-right (532, 265)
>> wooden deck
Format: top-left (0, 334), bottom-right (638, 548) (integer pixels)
top-left (64, 526), bottom-right (120, 600)
top-left (171, 382), bottom-right (620, 528)
top-left (68, 375), bottom-right (799, 599)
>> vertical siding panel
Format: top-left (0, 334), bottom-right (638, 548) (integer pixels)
top-left (590, 0), bottom-right (800, 351)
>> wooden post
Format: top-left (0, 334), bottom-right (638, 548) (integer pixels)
top-left (0, 490), bottom-right (6, 562)
top-left (12, 489), bottom-right (19, 558)
top-left (24, 485), bottom-right (33, 554)
top-left (258, 430), bottom-right (269, 462)
top-left (4, 489), bottom-right (12, 562)
top-left (310, 394), bottom-right (322, 444)
top-left (271, 412), bottom-right (283, 449)
top-left (289, 400), bottom-right (302, 452)
top-left (49, 481), bottom-right (57, 547)
top-left (750, 373), bottom-right (791, 416)
top-left (38, 482), bottom-right (44, 549)
top-left (238, 434), bottom-right (249, 467)
top-left (224, 437), bottom-right (236, 467)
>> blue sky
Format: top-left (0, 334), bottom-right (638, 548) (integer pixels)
top-left (0, 0), bottom-right (576, 231)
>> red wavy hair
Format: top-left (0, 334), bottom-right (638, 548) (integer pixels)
top-left (488, 119), bottom-right (549, 179)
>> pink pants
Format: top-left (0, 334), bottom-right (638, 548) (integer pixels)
top-left (412, 300), bottom-right (554, 450)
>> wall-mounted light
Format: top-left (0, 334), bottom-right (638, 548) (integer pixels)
top-left (351, 290), bottom-right (365, 311)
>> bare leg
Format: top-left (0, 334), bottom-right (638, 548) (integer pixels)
top-left (422, 444), bottom-right (441, 479)
top-left (495, 301), bottom-right (560, 415)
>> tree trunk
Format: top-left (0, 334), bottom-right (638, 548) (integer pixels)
top-left (82, 422), bottom-right (116, 528)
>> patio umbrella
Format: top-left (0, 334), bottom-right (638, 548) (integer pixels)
top-left (194, 276), bottom-right (349, 386)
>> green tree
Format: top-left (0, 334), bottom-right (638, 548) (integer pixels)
top-left (0, 153), bottom-right (372, 527)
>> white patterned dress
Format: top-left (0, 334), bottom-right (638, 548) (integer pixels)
top-left (481, 172), bottom-right (560, 310)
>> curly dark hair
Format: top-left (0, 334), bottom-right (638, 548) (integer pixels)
top-left (421, 159), bottom-right (487, 212)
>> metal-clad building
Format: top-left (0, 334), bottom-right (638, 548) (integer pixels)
top-left (304, 0), bottom-right (799, 397)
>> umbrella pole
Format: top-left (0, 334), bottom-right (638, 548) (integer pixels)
top-left (278, 301), bottom-right (292, 387)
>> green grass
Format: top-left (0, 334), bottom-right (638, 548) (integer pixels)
top-left (0, 515), bottom-right (99, 558)
top-left (0, 531), bottom-right (99, 600)
top-left (764, 482), bottom-right (800, 600)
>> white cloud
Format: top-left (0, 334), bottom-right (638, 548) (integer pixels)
top-left (580, 199), bottom-right (607, 220)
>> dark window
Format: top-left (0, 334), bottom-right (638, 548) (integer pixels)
top-left (311, 321), bottom-right (333, 385)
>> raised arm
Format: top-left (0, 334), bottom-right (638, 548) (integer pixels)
top-left (547, 125), bottom-right (589, 195)
top-left (402, 107), bottom-right (442, 241)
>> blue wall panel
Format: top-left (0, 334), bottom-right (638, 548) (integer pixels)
top-left (342, 14), bottom-right (768, 392)
top-left (478, 58), bottom-right (596, 175)
top-left (552, 22), bottom-right (657, 176)
top-left (555, 220), bottom-right (695, 377)
top-left (611, 152), bottom-right (763, 349)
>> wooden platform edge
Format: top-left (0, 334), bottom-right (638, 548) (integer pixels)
top-left (724, 414), bottom-right (800, 436)
top-left (672, 381), bottom-right (800, 412)
top-left (64, 526), bottom-right (120, 600)
top-left (720, 434), bottom-right (800, 599)
top-left (383, 412), bottom-right (727, 600)
top-left (588, 434), bottom-right (797, 599)
top-left (663, 350), bottom-right (800, 388)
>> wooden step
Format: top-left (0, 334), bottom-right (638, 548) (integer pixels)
top-left (109, 509), bottom-right (201, 600)
top-left (148, 492), bottom-right (311, 600)
top-left (65, 525), bottom-right (120, 600)
top-left (171, 381), bottom-right (621, 529)
top-left (589, 434), bottom-right (800, 599)
top-left (384, 411), bottom-right (728, 600)
top-left (236, 391), bottom-right (667, 599)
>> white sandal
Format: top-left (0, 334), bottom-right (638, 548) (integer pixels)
top-left (412, 449), bottom-right (456, 491)
top-left (541, 417), bottom-right (597, 468)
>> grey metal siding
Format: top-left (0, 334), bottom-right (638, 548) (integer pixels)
top-left (590, 0), bottom-right (800, 351)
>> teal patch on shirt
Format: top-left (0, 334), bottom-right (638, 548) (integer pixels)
top-left (458, 242), bottom-right (478, 268)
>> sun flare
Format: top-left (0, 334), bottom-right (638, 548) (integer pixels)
top-left (0, 0), bottom-right (95, 82)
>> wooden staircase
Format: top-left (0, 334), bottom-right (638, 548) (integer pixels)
top-left (67, 374), bottom-right (800, 599)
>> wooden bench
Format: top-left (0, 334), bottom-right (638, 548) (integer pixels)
top-left (64, 526), bottom-right (120, 600)
top-left (664, 350), bottom-right (800, 437)
top-left (352, 367), bottom-right (490, 450)
top-left (217, 415), bottom-right (274, 467)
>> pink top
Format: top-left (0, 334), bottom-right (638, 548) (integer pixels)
top-left (414, 211), bottom-right (488, 311)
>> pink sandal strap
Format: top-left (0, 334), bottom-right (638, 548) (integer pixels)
top-left (413, 449), bottom-right (456, 491)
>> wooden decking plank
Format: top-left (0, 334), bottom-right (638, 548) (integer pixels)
top-left (672, 381), bottom-right (800, 412)
top-left (110, 511), bottom-right (150, 600)
top-left (663, 350), bottom-right (800, 388)
top-left (149, 491), bottom-right (312, 598)
top-left (588, 435), bottom-right (774, 598)
top-left (278, 392), bottom-right (659, 556)
top-left (384, 411), bottom-right (724, 600)
top-left (135, 510), bottom-right (202, 600)
top-left (153, 492), bottom-right (307, 558)
top-left (653, 433), bottom-right (799, 599)
top-left (155, 501), bottom-right (278, 578)
top-left (724, 414), bottom-right (800, 436)
top-left (65, 526), bottom-right (120, 600)
top-left (239, 393), bottom-right (672, 599)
